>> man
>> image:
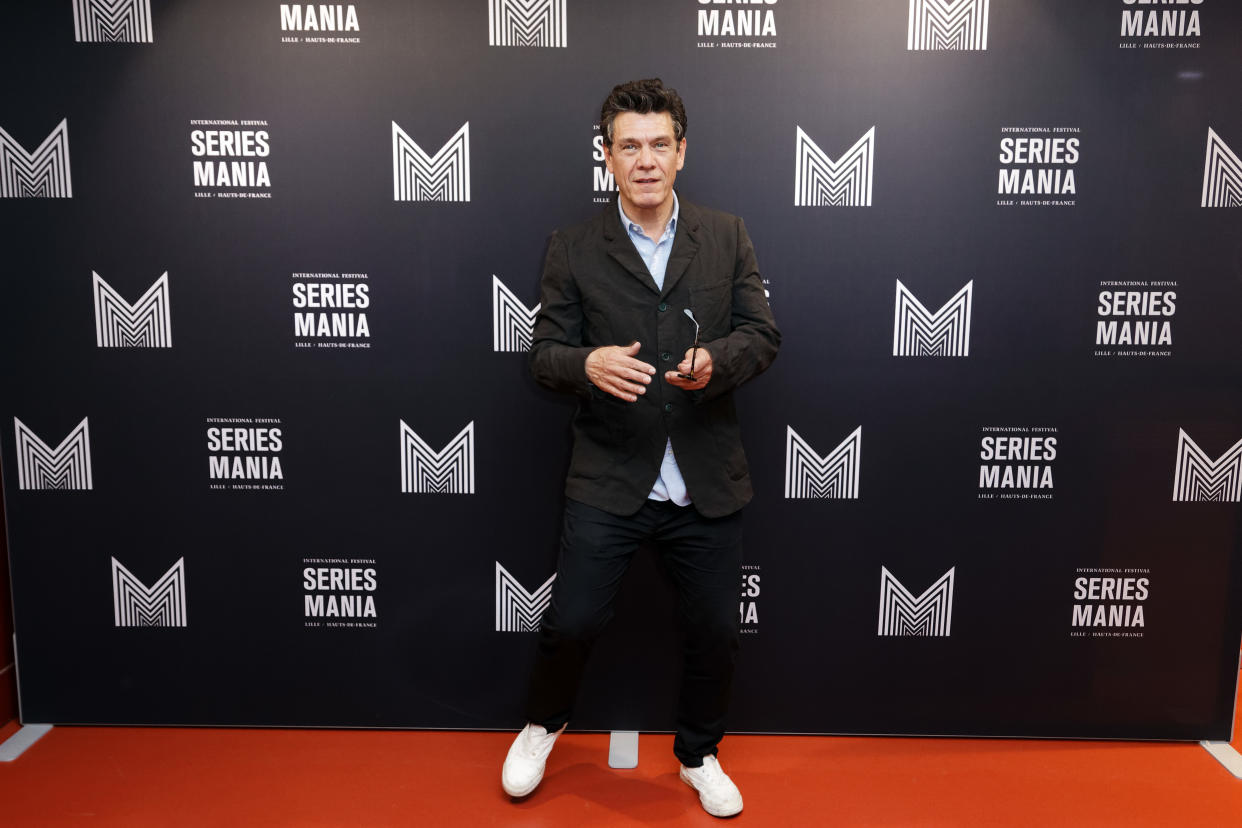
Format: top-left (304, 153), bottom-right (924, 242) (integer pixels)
top-left (501, 78), bottom-right (779, 818)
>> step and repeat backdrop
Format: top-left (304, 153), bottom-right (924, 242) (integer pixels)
top-left (1, 1), bottom-right (1240, 739)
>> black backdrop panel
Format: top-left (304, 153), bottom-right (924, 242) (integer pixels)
top-left (1, 1), bottom-right (1240, 738)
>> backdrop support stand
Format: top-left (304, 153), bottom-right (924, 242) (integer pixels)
top-left (0, 725), bottom-right (53, 762)
top-left (1200, 742), bottom-right (1242, 779)
top-left (608, 731), bottom-right (638, 768)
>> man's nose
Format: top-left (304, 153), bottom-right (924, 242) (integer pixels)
top-left (638, 146), bottom-right (656, 167)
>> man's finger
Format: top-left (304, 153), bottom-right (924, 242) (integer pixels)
top-left (618, 368), bottom-right (652, 384)
top-left (664, 370), bottom-right (708, 390)
top-left (676, 361), bottom-right (709, 377)
top-left (619, 358), bottom-right (656, 375)
top-left (609, 377), bottom-right (645, 400)
top-left (664, 371), bottom-right (695, 387)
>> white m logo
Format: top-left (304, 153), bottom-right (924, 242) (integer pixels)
top-left (907, 0), bottom-right (989, 50)
top-left (493, 275), bottom-right (540, 352)
top-left (392, 121), bottom-right (470, 202)
top-left (13, 417), bottom-right (93, 490)
top-left (495, 562), bottom-right (554, 632)
top-left (400, 420), bottom-right (475, 494)
top-left (1172, 429), bottom-right (1242, 502)
top-left (893, 280), bottom-right (973, 357)
top-left (878, 566), bottom-right (954, 636)
top-left (785, 426), bottom-right (861, 499)
top-left (112, 558), bottom-right (186, 627)
top-left (73, 0), bottom-right (153, 43)
top-left (488, 0), bottom-right (566, 48)
top-left (0, 119), bottom-right (72, 198)
top-left (93, 271), bottom-right (172, 348)
top-left (794, 126), bottom-right (874, 207)
top-left (1201, 128), bottom-right (1242, 208)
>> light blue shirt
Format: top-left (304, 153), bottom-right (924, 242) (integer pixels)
top-left (617, 194), bottom-right (692, 507)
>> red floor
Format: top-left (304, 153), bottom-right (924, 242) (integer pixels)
top-left (1, 693), bottom-right (1240, 826)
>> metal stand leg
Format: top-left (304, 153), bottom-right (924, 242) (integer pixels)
top-left (1200, 741), bottom-right (1242, 779)
top-left (0, 724), bottom-right (53, 762)
top-left (608, 730), bottom-right (639, 769)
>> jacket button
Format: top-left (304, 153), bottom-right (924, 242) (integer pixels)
top-left (660, 351), bottom-right (671, 361)
top-left (658, 302), bottom-right (669, 312)
top-left (664, 403), bottom-right (673, 412)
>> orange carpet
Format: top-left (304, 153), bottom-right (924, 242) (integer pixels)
top-left (0, 691), bottom-right (1239, 826)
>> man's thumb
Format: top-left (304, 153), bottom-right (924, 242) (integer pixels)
top-left (624, 340), bottom-right (641, 354)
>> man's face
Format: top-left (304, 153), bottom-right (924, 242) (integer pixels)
top-left (604, 111), bottom-right (686, 217)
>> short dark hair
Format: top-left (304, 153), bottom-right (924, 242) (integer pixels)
top-left (599, 78), bottom-right (687, 149)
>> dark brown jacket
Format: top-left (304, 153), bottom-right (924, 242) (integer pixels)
top-left (529, 197), bottom-right (780, 518)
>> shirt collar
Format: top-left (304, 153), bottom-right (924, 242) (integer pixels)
top-left (618, 191), bottom-right (679, 242)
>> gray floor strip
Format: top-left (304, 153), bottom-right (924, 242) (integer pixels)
top-left (1200, 741), bottom-right (1242, 779)
top-left (608, 730), bottom-right (639, 769)
top-left (0, 724), bottom-right (53, 762)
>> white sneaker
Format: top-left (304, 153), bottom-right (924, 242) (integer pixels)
top-left (680, 755), bottom-right (744, 817)
top-left (501, 722), bottom-right (565, 797)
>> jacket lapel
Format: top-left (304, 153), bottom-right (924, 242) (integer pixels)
top-left (602, 201), bottom-right (660, 295)
top-left (660, 197), bottom-right (701, 300)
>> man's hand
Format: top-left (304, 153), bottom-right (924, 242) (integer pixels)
top-left (664, 347), bottom-right (712, 391)
top-left (586, 341), bottom-right (656, 402)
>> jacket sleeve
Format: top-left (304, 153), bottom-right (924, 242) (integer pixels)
top-left (699, 217), bottom-right (781, 403)
top-left (529, 231), bottom-right (596, 398)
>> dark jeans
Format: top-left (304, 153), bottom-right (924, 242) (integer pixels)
top-left (524, 497), bottom-right (744, 767)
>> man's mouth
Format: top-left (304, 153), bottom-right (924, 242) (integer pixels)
top-left (634, 178), bottom-right (660, 184)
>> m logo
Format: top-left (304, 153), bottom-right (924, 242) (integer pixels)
top-left (878, 566), bottom-right (955, 636)
top-left (13, 417), bottom-right (92, 490)
top-left (73, 0), bottom-right (153, 43)
top-left (392, 121), bottom-right (470, 202)
top-left (1172, 429), bottom-right (1242, 502)
top-left (907, 0), bottom-right (989, 51)
top-left (785, 426), bottom-right (861, 499)
top-left (794, 126), bottom-right (874, 207)
top-left (112, 558), bottom-right (187, 627)
top-left (893, 280), bottom-right (973, 357)
top-left (492, 275), bottom-right (540, 352)
top-left (488, 0), bottom-right (566, 48)
top-left (495, 562), bottom-right (554, 632)
top-left (399, 420), bottom-right (475, 494)
top-left (1201, 128), bottom-right (1242, 208)
top-left (0, 119), bottom-right (72, 198)
top-left (93, 271), bottom-right (172, 348)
